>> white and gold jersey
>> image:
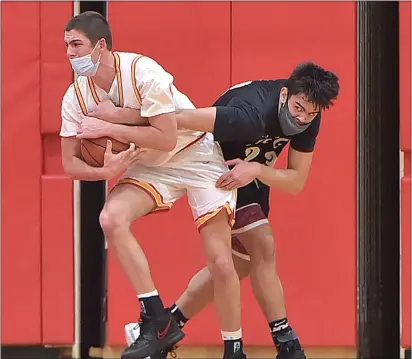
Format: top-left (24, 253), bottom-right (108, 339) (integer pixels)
top-left (60, 51), bottom-right (205, 166)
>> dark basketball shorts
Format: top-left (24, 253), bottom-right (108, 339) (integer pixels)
top-left (231, 180), bottom-right (270, 261)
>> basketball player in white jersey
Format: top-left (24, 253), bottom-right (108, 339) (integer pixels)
top-left (60, 11), bottom-right (245, 359)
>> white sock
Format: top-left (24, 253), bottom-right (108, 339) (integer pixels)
top-left (221, 329), bottom-right (242, 341)
top-left (137, 289), bottom-right (159, 299)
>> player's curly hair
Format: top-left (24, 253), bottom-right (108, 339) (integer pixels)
top-left (65, 11), bottom-right (113, 51)
top-left (286, 62), bottom-right (339, 111)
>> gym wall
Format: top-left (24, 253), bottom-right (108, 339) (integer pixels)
top-left (1, 0), bottom-right (410, 350)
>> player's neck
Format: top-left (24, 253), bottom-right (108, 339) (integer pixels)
top-left (91, 52), bottom-right (116, 93)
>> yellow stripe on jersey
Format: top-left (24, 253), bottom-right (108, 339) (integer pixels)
top-left (116, 178), bottom-right (172, 211)
top-left (74, 79), bottom-right (87, 116)
top-left (131, 55), bottom-right (144, 105)
top-left (195, 202), bottom-right (235, 231)
top-left (87, 77), bottom-right (100, 105)
top-left (114, 53), bottom-right (124, 107)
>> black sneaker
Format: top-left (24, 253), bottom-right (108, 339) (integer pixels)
top-left (121, 312), bottom-right (185, 359)
top-left (223, 351), bottom-right (247, 359)
top-left (150, 350), bottom-right (168, 359)
top-left (149, 344), bottom-right (180, 359)
top-left (275, 339), bottom-right (306, 359)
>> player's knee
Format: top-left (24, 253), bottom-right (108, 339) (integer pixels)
top-left (99, 205), bottom-right (130, 238)
top-left (208, 254), bottom-right (237, 282)
top-left (249, 234), bottom-right (276, 264)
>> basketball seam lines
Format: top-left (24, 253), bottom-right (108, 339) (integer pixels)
top-left (85, 139), bottom-right (120, 154)
top-left (81, 143), bottom-right (101, 167)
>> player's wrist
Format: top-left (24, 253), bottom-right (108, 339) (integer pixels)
top-left (251, 161), bottom-right (264, 178)
top-left (100, 122), bottom-right (117, 138)
top-left (98, 165), bottom-right (116, 180)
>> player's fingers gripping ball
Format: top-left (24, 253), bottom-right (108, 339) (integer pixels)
top-left (81, 137), bottom-right (133, 167)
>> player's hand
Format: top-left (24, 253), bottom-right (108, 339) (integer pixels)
top-left (76, 115), bottom-right (111, 139)
top-left (88, 100), bottom-right (119, 123)
top-left (216, 159), bottom-right (262, 190)
top-left (102, 140), bottom-right (142, 179)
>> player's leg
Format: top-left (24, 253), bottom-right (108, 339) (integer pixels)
top-left (233, 220), bottom-right (305, 359)
top-left (100, 172), bottom-right (184, 359)
top-left (185, 163), bottom-right (244, 358)
top-left (197, 209), bottom-right (245, 359)
top-left (124, 254), bottom-right (251, 349)
top-left (173, 254), bottom-right (251, 322)
top-left (236, 225), bottom-right (287, 321)
top-left (176, 135), bottom-right (244, 359)
top-left (100, 183), bottom-right (156, 296)
top-left (226, 179), bottom-right (304, 359)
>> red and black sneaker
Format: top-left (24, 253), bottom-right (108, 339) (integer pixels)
top-left (121, 312), bottom-right (184, 359)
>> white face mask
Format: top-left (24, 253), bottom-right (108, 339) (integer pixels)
top-left (69, 42), bottom-right (101, 76)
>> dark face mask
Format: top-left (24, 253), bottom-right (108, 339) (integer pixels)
top-left (278, 102), bottom-right (310, 136)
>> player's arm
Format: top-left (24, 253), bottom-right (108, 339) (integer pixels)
top-left (100, 57), bottom-right (177, 151)
top-left (88, 99), bottom-right (150, 126)
top-left (256, 117), bottom-right (320, 194)
top-left (217, 118), bottom-right (320, 194)
top-left (104, 113), bottom-right (176, 151)
top-left (255, 149), bottom-right (313, 195)
top-left (61, 136), bottom-right (110, 180)
top-left (60, 90), bottom-right (138, 180)
top-left (177, 104), bottom-right (265, 142)
top-left (218, 149), bottom-right (313, 195)
top-left (60, 91), bottom-right (110, 180)
top-left (176, 108), bottom-right (216, 132)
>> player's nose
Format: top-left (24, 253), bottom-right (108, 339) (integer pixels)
top-left (66, 47), bottom-right (77, 58)
top-left (294, 115), bottom-right (305, 123)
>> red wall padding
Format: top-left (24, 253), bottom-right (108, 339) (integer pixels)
top-left (1, 1), bottom-right (74, 344)
top-left (400, 1), bottom-right (411, 348)
top-left (231, 2), bottom-right (357, 347)
top-left (109, 2), bottom-right (231, 108)
top-left (1, 1), bottom-right (42, 344)
top-left (106, 1), bottom-right (357, 347)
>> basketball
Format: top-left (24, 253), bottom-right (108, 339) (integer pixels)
top-left (80, 137), bottom-right (131, 167)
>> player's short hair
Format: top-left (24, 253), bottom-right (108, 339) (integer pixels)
top-left (65, 11), bottom-right (113, 51)
top-left (286, 62), bottom-right (339, 110)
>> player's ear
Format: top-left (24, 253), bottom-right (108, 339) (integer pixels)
top-left (98, 38), bottom-right (106, 54)
top-left (280, 87), bottom-right (288, 104)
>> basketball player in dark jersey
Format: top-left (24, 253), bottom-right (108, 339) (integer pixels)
top-left (87, 61), bottom-right (339, 359)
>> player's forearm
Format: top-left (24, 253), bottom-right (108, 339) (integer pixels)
top-left (105, 123), bottom-right (177, 151)
top-left (109, 107), bottom-right (150, 126)
top-left (256, 165), bottom-right (305, 195)
top-left (63, 156), bottom-right (110, 181)
top-left (176, 108), bottom-right (216, 132)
